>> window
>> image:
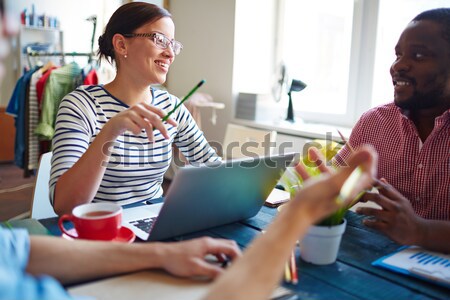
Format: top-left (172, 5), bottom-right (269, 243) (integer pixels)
top-left (272, 0), bottom-right (449, 127)
top-left (281, 0), bottom-right (354, 116)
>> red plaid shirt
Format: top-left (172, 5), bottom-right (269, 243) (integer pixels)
top-left (334, 103), bottom-right (450, 220)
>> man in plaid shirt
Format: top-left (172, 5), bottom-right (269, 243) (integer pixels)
top-left (334, 8), bottom-right (449, 253)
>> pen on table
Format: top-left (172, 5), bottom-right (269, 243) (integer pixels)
top-left (161, 79), bottom-right (205, 122)
top-left (284, 261), bottom-right (292, 283)
top-left (290, 249), bottom-right (298, 284)
top-left (337, 129), bottom-right (355, 153)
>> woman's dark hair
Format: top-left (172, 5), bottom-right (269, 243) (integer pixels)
top-left (412, 8), bottom-right (450, 44)
top-left (97, 2), bottom-right (171, 63)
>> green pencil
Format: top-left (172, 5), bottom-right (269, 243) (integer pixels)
top-left (162, 79), bottom-right (205, 122)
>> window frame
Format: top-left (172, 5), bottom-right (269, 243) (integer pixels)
top-left (275, 0), bottom-right (380, 127)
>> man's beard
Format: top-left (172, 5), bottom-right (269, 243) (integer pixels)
top-left (394, 80), bottom-right (448, 111)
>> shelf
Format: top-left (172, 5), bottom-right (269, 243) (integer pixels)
top-left (21, 26), bottom-right (62, 32)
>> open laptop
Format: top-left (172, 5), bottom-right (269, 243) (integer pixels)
top-left (122, 153), bottom-right (296, 241)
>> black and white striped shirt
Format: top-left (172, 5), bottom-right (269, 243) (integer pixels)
top-left (50, 85), bottom-right (220, 206)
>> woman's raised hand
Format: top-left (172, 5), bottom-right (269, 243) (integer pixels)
top-left (105, 102), bottom-right (178, 142)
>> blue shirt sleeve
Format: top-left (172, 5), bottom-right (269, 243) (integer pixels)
top-left (0, 227), bottom-right (73, 300)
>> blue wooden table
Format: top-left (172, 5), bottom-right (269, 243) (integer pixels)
top-left (40, 207), bottom-right (448, 299)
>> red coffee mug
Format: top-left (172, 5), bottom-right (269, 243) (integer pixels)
top-left (58, 203), bottom-right (122, 240)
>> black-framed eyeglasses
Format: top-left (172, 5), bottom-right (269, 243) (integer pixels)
top-left (123, 32), bottom-right (183, 55)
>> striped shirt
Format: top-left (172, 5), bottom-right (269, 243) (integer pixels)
top-left (333, 103), bottom-right (450, 220)
top-left (50, 85), bottom-right (220, 206)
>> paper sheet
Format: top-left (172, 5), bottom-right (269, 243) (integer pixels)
top-left (373, 246), bottom-right (450, 288)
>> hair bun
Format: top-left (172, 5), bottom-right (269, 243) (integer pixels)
top-left (98, 35), bottom-right (111, 57)
top-left (98, 35), bottom-right (105, 48)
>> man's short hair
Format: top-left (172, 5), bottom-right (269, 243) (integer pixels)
top-left (412, 8), bottom-right (450, 44)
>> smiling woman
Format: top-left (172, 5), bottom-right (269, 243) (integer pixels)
top-left (49, 2), bottom-right (220, 216)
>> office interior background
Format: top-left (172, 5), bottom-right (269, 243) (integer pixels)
top-left (0, 0), bottom-right (448, 219)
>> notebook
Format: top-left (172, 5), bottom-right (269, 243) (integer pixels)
top-left (122, 153), bottom-right (296, 241)
top-left (372, 245), bottom-right (450, 288)
top-left (264, 188), bottom-right (290, 208)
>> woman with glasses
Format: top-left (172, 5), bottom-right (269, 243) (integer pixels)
top-left (50, 2), bottom-right (220, 215)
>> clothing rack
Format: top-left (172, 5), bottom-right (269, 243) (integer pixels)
top-left (10, 16), bottom-right (99, 178)
top-left (26, 51), bottom-right (93, 57)
top-left (26, 48), bottom-right (94, 67)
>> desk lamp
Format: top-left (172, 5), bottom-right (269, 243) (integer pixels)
top-left (286, 79), bottom-right (307, 122)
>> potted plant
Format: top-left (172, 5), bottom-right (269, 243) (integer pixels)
top-left (279, 152), bottom-right (364, 265)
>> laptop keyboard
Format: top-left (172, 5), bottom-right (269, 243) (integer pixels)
top-left (130, 217), bottom-right (156, 234)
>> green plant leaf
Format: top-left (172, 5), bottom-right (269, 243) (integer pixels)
top-left (279, 157), bottom-right (364, 226)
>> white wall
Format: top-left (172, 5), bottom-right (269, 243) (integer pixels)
top-left (233, 0), bottom-right (276, 94)
top-left (167, 0), bottom-right (236, 144)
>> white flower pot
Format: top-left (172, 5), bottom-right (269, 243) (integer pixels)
top-left (300, 218), bottom-right (347, 265)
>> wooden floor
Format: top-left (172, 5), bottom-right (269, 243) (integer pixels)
top-left (0, 163), bottom-right (35, 221)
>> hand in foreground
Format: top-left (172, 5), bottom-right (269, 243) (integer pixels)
top-left (105, 102), bottom-right (178, 142)
top-left (292, 146), bottom-right (377, 224)
top-left (356, 179), bottom-right (425, 245)
top-left (203, 147), bottom-right (377, 300)
top-left (159, 237), bottom-right (241, 279)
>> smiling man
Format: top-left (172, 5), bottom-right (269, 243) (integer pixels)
top-left (333, 8), bottom-right (450, 252)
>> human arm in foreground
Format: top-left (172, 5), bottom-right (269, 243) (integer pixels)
top-left (204, 146), bottom-right (377, 300)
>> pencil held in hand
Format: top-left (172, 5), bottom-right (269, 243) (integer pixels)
top-left (162, 79), bottom-right (205, 122)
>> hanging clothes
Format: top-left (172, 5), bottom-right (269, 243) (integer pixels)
top-left (36, 66), bottom-right (57, 157)
top-left (35, 62), bottom-right (81, 140)
top-left (36, 66), bottom-right (57, 109)
top-left (83, 68), bottom-right (98, 85)
top-left (74, 66), bottom-right (98, 87)
top-left (6, 67), bottom-right (40, 169)
top-left (27, 69), bottom-right (44, 170)
top-left (7, 51), bottom-right (94, 173)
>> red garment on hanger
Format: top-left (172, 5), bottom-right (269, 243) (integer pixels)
top-left (36, 67), bottom-right (57, 110)
top-left (83, 69), bottom-right (98, 85)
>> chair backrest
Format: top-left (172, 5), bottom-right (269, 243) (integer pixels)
top-left (30, 152), bottom-right (57, 219)
top-left (222, 124), bottom-right (277, 159)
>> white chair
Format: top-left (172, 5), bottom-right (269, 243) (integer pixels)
top-left (30, 152), bottom-right (57, 219)
top-left (222, 124), bottom-right (277, 159)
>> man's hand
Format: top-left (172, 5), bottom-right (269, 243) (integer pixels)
top-left (356, 178), bottom-right (426, 245)
top-left (159, 237), bottom-right (241, 279)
